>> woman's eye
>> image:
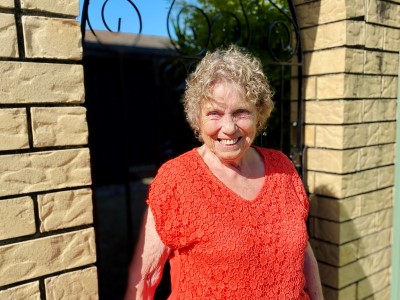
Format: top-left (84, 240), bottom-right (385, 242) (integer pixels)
top-left (207, 111), bottom-right (221, 118)
top-left (234, 110), bottom-right (251, 118)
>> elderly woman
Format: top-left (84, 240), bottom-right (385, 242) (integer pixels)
top-left (125, 46), bottom-right (323, 299)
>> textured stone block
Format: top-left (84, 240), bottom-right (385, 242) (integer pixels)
top-left (305, 100), bottom-right (362, 124)
top-left (0, 0), bottom-right (14, 8)
top-left (382, 76), bottom-right (398, 98)
top-left (309, 187), bottom-right (392, 221)
top-left (20, 0), bottom-right (79, 16)
top-left (307, 144), bottom-right (394, 173)
top-left (358, 228), bottom-right (391, 258)
top-left (365, 24), bottom-right (384, 49)
top-left (303, 77), bottom-right (316, 100)
top-left (22, 16), bottom-right (82, 60)
top-left (0, 108), bottom-right (29, 150)
top-left (0, 13), bottom-right (18, 58)
top-left (45, 267), bottom-right (98, 299)
top-left (314, 122), bottom-right (395, 149)
top-left (307, 148), bottom-right (355, 174)
top-left (38, 188), bottom-right (93, 232)
top-left (301, 21), bottom-right (362, 51)
top-left (358, 248), bottom-right (391, 278)
top-left (0, 228), bottom-right (96, 286)
top-left (31, 107), bottom-right (88, 147)
top-left (367, 0), bottom-right (400, 28)
top-left (322, 284), bottom-right (356, 300)
top-left (296, 0), bottom-right (364, 28)
top-left (304, 48), bottom-right (364, 76)
top-left (359, 187), bottom-right (393, 216)
top-left (319, 260), bottom-right (364, 289)
top-left (0, 196), bottom-right (35, 240)
top-left (304, 125), bottom-right (315, 147)
top-left (0, 149), bottom-right (92, 197)
top-left (364, 286), bottom-right (390, 300)
top-left (0, 61), bottom-right (84, 104)
top-left (362, 99), bottom-right (397, 122)
top-left (309, 195), bottom-right (358, 221)
top-left (384, 27), bottom-right (400, 51)
top-left (0, 282), bottom-right (40, 299)
top-left (359, 144), bottom-right (395, 170)
top-left (313, 209), bottom-right (392, 244)
top-left (317, 74), bottom-right (382, 100)
top-left (312, 166), bottom-right (393, 199)
top-left (310, 238), bottom-right (357, 267)
top-left (364, 51), bottom-right (399, 75)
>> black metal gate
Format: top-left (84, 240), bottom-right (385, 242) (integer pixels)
top-left (80, 1), bottom-right (303, 298)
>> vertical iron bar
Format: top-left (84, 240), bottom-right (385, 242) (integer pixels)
top-left (288, 0), bottom-right (304, 177)
top-left (81, 0), bottom-right (90, 41)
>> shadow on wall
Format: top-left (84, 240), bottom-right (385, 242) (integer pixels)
top-left (308, 181), bottom-right (392, 299)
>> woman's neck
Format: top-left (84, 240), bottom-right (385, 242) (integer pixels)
top-left (198, 145), bottom-right (260, 178)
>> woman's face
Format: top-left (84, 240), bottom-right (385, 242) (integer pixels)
top-left (199, 81), bottom-right (257, 164)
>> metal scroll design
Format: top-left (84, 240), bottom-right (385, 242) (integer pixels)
top-left (80, 0), bottom-right (300, 62)
top-left (81, 0), bottom-right (142, 42)
top-left (166, 0), bottom-right (251, 56)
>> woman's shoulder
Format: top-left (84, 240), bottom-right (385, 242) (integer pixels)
top-left (255, 147), bottom-right (297, 175)
top-left (256, 147), bottom-right (292, 163)
top-left (156, 148), bottom-right (199, 176)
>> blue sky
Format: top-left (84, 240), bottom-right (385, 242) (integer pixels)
top-left (78, 0), bottom-right (173, 37)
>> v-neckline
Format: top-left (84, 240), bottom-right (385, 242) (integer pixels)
top-left (194, 146), bottom-right (271, 203)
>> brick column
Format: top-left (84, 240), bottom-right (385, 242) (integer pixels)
top-left (293, 0), bottom-right (400, 299)
top-left (0, 1), bottom-right (98, 298)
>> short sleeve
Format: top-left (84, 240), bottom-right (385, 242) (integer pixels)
top-left (268, 149), bottom-right (309, 220)
top-left (146, 162), bottom-right (188, 250)
top-left (291, 169), bottom-right (309, 220)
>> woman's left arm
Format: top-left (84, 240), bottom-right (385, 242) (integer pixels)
top-left (304, 242), bottom-right (324, 300)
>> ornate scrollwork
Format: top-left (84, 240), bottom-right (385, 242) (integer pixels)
top-left (81, 0), bottom-right (142, 44)
top-left (166, 0), bottom-right (250, 56)
top-left (81, 0), bottom-right (300, 62)
top-left (265, 0), bottom-right (300, 62)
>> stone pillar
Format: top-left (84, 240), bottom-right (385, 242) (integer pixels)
top-left (293, 0), bottom-right (400, 299)
top-left (0, 1), bottom-right (98, 298)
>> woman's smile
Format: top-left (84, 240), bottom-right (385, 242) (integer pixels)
top-left (218, 137), bottom-right (241, 145)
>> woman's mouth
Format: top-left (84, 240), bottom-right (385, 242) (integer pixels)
top-left (218, 138), bottom-right (241, 145)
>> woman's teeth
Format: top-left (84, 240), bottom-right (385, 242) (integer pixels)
top-left (219, 138), bottom-right (239, 145)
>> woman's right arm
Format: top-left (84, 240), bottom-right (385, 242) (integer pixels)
top-left (124, 208), bottom-right (171, 300)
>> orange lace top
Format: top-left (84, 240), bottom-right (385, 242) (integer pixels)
top-left (147, 147), bottom-right (310, 300)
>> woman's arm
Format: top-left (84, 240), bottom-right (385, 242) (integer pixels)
top-left (304, 242), bottom-right (324, 300)
top-left (125, 208), bottom-right (171, 300)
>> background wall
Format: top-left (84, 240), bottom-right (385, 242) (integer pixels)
top-left (293, 0), bottom-right (400, 299)
top-left (0, 0), bottom-right (97, 298)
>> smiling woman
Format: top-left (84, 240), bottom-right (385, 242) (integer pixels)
top-left (124, 46), bottom-right (324, 300)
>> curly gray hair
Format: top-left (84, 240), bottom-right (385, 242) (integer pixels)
top-left (183, 45), bottom-right (274, 140)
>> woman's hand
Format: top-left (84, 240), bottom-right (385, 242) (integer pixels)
top-left (304, 242), bottom-right (324, 300)
top-left (124, 208), bottom-right (171, 300)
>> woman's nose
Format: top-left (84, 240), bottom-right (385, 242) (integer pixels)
top-left (221, 115), bottom-right (237, 133)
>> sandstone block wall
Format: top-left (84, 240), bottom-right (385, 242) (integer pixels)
top-left (293, 0), bottom-right (400, 299)
top-left (0, 0), bottom-right (98, 298)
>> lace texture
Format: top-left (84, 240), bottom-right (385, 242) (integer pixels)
top-left (147, 147), bottom-right (310, 300)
